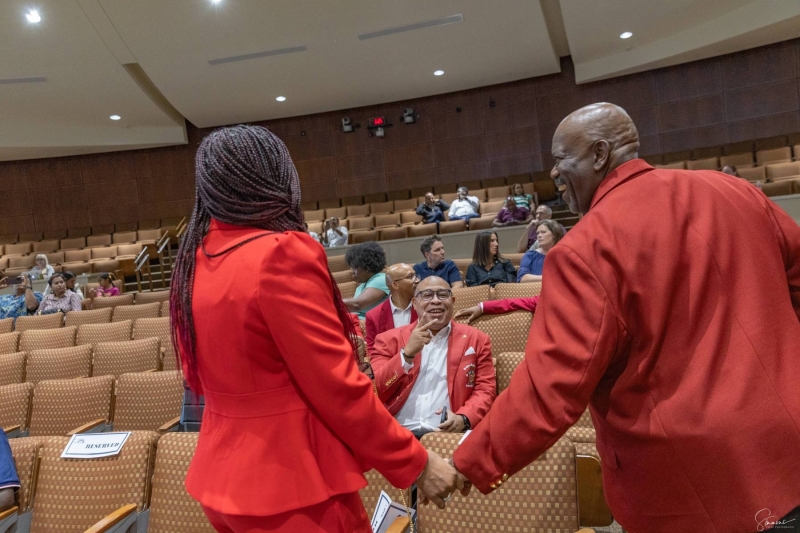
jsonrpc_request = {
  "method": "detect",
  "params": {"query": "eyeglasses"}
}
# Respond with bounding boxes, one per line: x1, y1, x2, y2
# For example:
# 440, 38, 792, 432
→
414, 289, 452, 301
393, 273, 418, 283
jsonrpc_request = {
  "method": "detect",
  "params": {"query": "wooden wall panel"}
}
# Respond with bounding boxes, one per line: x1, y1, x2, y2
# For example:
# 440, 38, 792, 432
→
1, 38, 800, 233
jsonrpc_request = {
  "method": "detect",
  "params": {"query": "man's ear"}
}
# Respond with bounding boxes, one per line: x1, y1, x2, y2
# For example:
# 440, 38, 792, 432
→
593, 140, 611, 171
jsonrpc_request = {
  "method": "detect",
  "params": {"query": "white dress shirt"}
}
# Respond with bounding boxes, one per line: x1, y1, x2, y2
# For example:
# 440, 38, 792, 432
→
325, 226, 349, 247
396, 323, 451, 432
448, 196, 480, 218
389, 298, 413, 328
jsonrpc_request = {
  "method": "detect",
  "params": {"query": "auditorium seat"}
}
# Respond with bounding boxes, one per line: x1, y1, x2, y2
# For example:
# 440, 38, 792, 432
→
467, 216, 494, 231
92, 258, 120, 273
44, 252, 65, 265
91, 293, 135, 310
494, 281, 542, 299
0, 352, 25, 386
486, 185, 510, 200
25, 345, 92, 384
113, 231, 138, 244
116, 243, 144, 258
348, 217, 374, 232
113, 302, 161, 322
6, 436, 42, 527
60, 261, 93, 275
452, 258, 471, 279
408, 224, 437, 237
0, 382, 33, 436
418, 433, 580, 532
504, 253, 524, 267
687, 157, 719, 170
133, 317, 177, 371
4, 243, 31, 255
16, 316, 65, 339
370, 201, 394, 214
327, 254, 349, 273
762, 180, 794, 197
86, 234, 112, 247
137, 229, 162, 242
91, 246, 118, 259
373, 213, 401, 228
27, 375, 114, 436
8, 255, 35, 269
64, 308, 113, 327
440, 192, 458, 203
135, 290, 171, 305
111, 371, 180, 429
307, 221, 323, 234
59, 236, 86, 250
346, 204, 371, 218
0, 319, 12, 335
31, 431, 157, 532
0, 332, 19, 354
64, 248, 92, 262
77, 320, 133, 347
400, 211, 421, 225
349, 230, 378, 244
19, 326, 76, 352
471, 188, 487, 201
332, 270, 353, 284
533, 179, 558, 202
304, 208, 325, 222
32, 239, 59, 253
325, 206, 347, 219
439, 219, 466, 234
738, 166, 766, 182
495, 352, 524, 393
765, 161, 800, 181
379, 227, 408, 241
470, 311, 531, 353
393, 198, 418, 212
451, 286, 491, 313
719, 152, 754, 169
481, 199, 505, 217
756, 146, 792, 166
566, 409, 597, 446
337, 281, 358, 299
161, 300, 170, 316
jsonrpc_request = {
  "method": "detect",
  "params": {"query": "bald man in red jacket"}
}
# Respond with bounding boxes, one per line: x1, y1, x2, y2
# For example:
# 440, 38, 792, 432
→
453, 103, 800, 533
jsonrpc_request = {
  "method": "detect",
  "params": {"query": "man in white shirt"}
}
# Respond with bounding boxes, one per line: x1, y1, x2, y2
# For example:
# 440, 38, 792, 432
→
447, 187, 481, 221
321, 216, 349, 247
371, 276, 496, 438
364, 263, 419, 351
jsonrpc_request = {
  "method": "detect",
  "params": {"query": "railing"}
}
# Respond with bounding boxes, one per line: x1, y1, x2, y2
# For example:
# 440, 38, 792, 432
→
134, 247, 154, 292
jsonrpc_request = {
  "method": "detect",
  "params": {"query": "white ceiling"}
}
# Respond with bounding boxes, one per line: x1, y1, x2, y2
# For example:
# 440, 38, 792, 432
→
2, 0, 799, 160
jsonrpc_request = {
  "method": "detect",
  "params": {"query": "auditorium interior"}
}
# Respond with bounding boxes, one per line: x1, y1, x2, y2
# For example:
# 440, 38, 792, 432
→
0, 1, 799, 532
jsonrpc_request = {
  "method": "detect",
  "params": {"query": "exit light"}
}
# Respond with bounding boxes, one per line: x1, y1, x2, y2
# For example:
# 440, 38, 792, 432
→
369, 117, 386, 127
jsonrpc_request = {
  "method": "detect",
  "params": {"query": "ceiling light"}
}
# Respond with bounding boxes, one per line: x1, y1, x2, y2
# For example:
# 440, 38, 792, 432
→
26, 10, 41, 23
619, 32, 633, 39
110, 115, 121, 121
211, 0, 222, 3
434, 70, 445, 76
275, 96, 286, 102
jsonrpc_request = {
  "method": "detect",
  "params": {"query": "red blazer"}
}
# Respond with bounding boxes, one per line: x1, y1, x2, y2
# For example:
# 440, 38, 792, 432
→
183, 220, 427, 517
371, 321, 495, 426
364, 298, 417, 352
482, 296, 538, 315
454, 159, 800, 533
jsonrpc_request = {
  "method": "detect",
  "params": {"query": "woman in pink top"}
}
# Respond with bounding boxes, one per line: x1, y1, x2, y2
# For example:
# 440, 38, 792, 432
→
90, 273, 120, 298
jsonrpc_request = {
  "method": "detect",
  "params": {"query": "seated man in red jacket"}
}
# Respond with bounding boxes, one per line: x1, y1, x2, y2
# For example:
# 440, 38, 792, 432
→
365, 263, 419, 352
454, 296, 539, 323
371, 276, 496, 438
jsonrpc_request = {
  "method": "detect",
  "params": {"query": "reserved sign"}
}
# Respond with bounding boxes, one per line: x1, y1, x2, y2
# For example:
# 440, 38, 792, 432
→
61, 432, 132, 459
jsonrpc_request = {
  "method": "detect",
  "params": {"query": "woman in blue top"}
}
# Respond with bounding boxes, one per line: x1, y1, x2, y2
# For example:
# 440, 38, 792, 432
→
343, 242, 390, 318
517, 219, 565, 283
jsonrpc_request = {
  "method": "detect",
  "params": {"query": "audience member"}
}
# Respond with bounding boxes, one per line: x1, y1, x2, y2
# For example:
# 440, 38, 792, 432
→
321, 217, 349, 247
343, 242, 390, 319
89, 273, 120, 298
371, 276, 496, 438
416, 193, 450, 225
492, 197, 531, 228
365, 263, 419, 352
721, 165, 739, 177
62, 271, 84, 299
465, 232, 516, 287
448, 187, 480, 221
516, 204, 554, 252
413, 235, 464, 288
455, 296, 539, 323
517, 219, 564, 283
35, 272, 82, 314
510, 183, 535, 210
0, 276, 42, 319
29, 254, 55, 280
304, 222, 321, 244
0, 431, 19, 513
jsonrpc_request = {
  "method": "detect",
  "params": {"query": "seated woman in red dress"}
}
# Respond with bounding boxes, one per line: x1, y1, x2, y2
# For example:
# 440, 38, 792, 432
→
170, 125, 463, 533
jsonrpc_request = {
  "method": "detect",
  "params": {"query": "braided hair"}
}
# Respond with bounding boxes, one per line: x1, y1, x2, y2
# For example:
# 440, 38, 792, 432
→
170, 125, 356, 387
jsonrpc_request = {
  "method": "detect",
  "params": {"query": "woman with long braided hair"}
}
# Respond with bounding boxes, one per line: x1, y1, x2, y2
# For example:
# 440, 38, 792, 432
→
171, 125, 461, 532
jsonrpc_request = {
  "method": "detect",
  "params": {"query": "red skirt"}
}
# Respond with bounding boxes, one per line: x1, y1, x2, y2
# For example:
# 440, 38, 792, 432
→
202, 492, 372, 533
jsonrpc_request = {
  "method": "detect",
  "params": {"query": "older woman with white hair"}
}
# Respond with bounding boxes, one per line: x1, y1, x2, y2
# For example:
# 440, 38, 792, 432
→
29, 254, 55, 280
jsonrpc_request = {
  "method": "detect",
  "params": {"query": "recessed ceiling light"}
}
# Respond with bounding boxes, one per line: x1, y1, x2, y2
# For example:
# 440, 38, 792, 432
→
620, 32, 633, 39
211, 0, 222, 3
434, 70, 445, 76
110, 115, 121, 121
276, 96, 286, 102
26, 10, 41, 23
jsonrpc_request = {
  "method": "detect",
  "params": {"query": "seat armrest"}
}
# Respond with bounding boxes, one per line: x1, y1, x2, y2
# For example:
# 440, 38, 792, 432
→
84, 504, 137, 533
157, 416, 180, 434
0, 506, 18, 533
67, 419, 107, 436
2, 426, 21, 438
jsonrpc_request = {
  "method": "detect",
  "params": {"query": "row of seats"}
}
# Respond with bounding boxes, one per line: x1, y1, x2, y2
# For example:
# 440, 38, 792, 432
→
0, 230, 163, 256
654, 143, 800, 171
656, 156, 800, 180
0, 218, 185, 245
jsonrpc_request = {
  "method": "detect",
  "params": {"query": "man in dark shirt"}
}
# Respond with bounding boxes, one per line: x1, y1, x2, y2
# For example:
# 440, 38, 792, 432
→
412, 235, 464, 288
492, 197, 531, 228
415, 193, 450, 225
0, 431, 19, 512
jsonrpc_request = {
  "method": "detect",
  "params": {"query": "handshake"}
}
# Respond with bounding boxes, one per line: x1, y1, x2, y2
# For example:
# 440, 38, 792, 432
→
415, 449, 472, 509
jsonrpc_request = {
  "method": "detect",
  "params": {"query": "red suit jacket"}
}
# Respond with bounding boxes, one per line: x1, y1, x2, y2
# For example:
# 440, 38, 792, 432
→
454, 159, 800, 533
371, 321, 495, 427
183, 220, 427, 517
364, 298, 418, 352
482, 296, 538, 315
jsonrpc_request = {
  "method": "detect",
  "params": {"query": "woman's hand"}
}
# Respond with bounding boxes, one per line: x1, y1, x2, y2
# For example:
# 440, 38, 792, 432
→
454, 305, 483, 324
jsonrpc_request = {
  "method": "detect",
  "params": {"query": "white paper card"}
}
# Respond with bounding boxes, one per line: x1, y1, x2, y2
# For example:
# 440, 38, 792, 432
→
458, 429, 472, 445
371, 490, 416, 533
61, 432, 131, 459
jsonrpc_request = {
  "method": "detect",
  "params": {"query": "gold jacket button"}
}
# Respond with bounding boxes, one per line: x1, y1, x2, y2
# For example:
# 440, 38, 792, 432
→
501, 474, 508, 482
489, 482, 497, 489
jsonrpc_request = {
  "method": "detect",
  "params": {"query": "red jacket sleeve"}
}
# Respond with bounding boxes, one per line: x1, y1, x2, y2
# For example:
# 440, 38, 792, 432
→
767, 201, 800, 322
258, 234, 427, 489
453, 244, 626, 493
481, 296, 539, 315
370, 328, 410, 403
455, 331, 496, 426
365, 306, 380, 352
